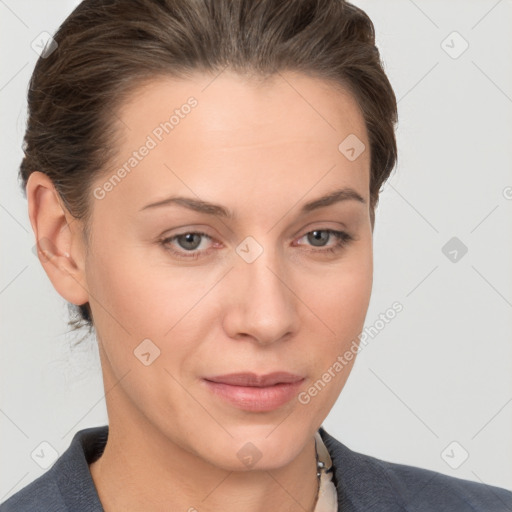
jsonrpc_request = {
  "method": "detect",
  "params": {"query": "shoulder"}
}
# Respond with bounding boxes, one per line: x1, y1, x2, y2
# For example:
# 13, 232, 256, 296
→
372, 451, 512, 511
0, 425, 108, 512
319, 427, 512, 512
0, 469, 64, 512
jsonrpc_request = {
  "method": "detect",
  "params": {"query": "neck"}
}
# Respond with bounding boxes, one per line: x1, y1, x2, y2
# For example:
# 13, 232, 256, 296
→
89, 375, 319, 512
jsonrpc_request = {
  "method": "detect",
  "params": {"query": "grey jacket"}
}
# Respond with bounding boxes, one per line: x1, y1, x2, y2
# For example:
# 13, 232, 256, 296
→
1, 425, 511, 511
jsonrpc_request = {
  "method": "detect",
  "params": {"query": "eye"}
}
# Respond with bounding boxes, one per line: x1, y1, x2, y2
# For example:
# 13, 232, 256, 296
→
295, 229, 354, 255
160, 228, 354, 260
160, 231, 215, 260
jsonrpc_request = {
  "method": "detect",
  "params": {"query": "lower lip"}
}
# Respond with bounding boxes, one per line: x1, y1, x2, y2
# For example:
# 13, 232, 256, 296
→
203, 379, 304, 412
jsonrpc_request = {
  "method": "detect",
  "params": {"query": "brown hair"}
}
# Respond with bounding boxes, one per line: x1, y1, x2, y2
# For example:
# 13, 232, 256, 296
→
19, 0, 398, 333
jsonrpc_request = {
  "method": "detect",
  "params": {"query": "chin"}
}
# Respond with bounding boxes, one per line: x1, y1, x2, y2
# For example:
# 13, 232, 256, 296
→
208, 425, 311, 471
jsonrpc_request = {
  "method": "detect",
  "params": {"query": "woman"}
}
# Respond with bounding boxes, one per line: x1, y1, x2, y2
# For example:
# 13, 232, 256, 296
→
1, 0, 511, 511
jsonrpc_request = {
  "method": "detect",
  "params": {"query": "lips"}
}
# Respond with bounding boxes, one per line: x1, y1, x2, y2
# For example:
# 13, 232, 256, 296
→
202, 372, 305, 412
204, 372, 304, 387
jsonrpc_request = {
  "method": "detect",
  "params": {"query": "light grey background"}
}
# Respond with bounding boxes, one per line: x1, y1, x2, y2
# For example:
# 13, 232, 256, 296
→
1, 0, 511, 502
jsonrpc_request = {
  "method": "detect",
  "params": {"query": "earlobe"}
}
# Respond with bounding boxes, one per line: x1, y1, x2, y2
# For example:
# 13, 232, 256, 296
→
27, 171, 90, 307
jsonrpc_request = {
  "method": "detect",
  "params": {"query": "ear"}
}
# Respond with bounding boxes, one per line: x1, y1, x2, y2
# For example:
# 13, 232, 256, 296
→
26, 171, 90, 306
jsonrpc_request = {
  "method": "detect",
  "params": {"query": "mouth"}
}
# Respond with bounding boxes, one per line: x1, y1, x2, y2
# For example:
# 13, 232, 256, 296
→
202, 372, 305, 412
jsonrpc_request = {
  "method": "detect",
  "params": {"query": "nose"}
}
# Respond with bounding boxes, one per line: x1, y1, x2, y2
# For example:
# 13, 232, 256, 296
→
222, 244, 300, 346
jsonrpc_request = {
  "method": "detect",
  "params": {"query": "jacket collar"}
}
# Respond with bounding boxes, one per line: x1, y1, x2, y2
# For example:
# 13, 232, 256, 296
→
319, 427, 406, 511
53, 425, 107, 511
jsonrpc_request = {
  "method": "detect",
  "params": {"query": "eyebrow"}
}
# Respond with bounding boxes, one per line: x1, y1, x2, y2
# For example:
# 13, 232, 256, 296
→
139, 187, 366, 219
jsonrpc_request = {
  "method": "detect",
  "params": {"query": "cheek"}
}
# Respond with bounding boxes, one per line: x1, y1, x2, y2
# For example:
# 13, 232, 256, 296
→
307, 271, 370, 377
301, 241, 372, 391
313, 240, 373, 332
85, 239, 190, 337
85, 241, 214, 378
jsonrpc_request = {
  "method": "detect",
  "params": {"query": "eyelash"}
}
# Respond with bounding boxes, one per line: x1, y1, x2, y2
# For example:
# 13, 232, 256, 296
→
160, 229, 354, 260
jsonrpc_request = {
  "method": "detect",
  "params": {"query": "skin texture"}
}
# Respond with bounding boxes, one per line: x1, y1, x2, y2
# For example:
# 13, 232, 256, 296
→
27, 70, 373, 512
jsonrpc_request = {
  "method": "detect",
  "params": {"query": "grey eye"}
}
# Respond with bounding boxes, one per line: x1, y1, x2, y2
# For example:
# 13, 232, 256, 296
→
176, 233, 203, 250
307, 230, 331, 247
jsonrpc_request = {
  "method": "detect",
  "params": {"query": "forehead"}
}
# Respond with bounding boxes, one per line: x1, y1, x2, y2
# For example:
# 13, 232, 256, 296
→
118, 70, 368, 147
94, 70, 370, 218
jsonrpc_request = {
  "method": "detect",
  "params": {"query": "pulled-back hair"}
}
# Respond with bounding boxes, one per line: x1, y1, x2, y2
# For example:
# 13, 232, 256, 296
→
19, 0, 398, 333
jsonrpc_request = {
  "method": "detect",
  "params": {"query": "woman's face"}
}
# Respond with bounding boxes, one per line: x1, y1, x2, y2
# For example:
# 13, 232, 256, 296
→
82, 70, 373, 470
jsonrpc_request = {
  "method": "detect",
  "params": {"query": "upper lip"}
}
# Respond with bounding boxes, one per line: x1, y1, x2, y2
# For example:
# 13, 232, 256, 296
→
204, 372, 304, 387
